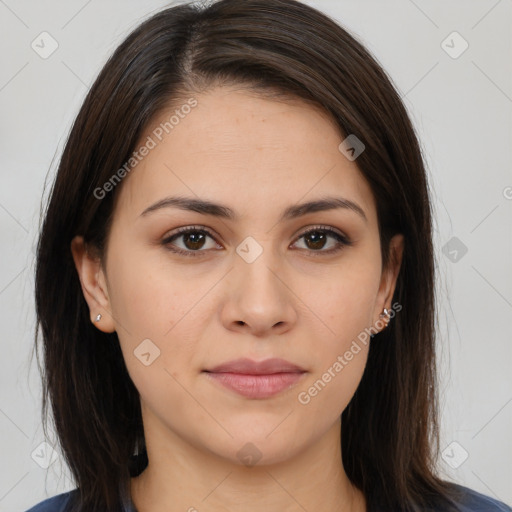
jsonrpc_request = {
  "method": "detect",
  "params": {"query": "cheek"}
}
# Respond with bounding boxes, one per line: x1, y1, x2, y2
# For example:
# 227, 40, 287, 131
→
106, 240, 196, 335
295, 253, 379, 412
310, 256, 381, 344
295, 284, 373, 426
307, 285, 372, 396
105, 244, 209, 384
298, 343, 369, 415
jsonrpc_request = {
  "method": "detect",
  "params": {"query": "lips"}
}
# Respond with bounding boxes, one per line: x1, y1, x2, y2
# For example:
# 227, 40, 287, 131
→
203, 357, 307, 399
205, 357, 306, 375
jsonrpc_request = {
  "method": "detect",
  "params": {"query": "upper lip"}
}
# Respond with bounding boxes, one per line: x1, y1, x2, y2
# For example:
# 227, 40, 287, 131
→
204, 357, 306, 375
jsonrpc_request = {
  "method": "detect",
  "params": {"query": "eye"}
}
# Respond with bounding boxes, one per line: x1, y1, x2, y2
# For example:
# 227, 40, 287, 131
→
161, 226, 221, 257
161, 224, 352, 258
291, 225, 352, 256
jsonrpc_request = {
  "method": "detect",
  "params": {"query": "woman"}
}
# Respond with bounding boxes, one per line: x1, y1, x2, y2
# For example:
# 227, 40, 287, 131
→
28, 0, 511, 511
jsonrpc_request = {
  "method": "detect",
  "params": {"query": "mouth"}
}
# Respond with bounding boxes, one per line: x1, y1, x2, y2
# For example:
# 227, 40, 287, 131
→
202, 357, 307, 399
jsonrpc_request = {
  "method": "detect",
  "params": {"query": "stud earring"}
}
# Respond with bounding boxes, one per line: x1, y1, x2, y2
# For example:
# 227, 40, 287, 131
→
379, 308, 391, 328
370, 308, 391, 339
94, 314, 102, 322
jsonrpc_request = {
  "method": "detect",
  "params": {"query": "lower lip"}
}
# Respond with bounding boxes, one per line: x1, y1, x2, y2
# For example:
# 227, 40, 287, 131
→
204, 371, 306, 399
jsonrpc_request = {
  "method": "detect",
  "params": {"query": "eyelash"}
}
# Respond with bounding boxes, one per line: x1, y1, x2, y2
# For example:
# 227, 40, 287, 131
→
161, 225, 352, 258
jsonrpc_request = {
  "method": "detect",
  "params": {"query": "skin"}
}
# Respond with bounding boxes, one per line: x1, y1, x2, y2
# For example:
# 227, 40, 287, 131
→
72, 85, 403, 512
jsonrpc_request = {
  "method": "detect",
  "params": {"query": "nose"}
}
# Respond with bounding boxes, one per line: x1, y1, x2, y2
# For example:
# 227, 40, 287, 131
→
220, 250, 298, 337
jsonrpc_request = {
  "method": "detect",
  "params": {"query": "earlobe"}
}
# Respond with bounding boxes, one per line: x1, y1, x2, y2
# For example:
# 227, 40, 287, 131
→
70, 236, 116, 333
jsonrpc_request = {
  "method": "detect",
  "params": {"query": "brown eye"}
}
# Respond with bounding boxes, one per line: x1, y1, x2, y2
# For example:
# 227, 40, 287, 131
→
179, 231, 207, 250
303, 230, 328, 250
292, 226, 352, 255
161, 225, 352, 258
162, 226, 221, 257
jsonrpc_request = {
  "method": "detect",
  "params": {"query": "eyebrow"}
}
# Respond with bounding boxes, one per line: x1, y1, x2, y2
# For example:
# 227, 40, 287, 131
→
139, 195, 367, 223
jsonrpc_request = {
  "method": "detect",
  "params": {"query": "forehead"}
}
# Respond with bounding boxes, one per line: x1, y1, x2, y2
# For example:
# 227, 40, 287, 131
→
115, 86, 377, 225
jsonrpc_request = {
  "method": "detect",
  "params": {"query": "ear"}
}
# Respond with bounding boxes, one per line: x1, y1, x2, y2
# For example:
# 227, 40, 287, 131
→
373, 233, 404, 332
70, 236, 116, 333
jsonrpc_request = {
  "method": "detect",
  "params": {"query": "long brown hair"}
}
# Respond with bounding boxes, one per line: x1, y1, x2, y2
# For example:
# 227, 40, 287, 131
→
34, 1, 464, 510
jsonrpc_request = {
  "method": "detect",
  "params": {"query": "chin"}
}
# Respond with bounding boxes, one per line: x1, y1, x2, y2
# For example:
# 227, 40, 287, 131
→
204, 430, 306, 469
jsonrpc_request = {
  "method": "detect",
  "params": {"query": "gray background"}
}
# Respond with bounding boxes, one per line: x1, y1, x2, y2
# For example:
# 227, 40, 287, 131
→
0, 0, 511, 510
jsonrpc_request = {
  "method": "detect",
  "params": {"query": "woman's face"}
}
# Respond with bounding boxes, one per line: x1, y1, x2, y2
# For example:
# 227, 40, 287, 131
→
74, 85, 403, 466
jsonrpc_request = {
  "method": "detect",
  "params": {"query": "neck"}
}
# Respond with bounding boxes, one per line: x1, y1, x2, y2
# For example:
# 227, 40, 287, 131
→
130, 417, 366, 512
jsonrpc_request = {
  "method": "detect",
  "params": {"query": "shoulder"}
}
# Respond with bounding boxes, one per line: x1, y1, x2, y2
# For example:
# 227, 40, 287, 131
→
24, 489, 77, 512
449, 483, 512, 512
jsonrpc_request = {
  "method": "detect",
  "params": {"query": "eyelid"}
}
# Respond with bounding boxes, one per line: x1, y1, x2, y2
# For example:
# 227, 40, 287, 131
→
291, 224, 349, 243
